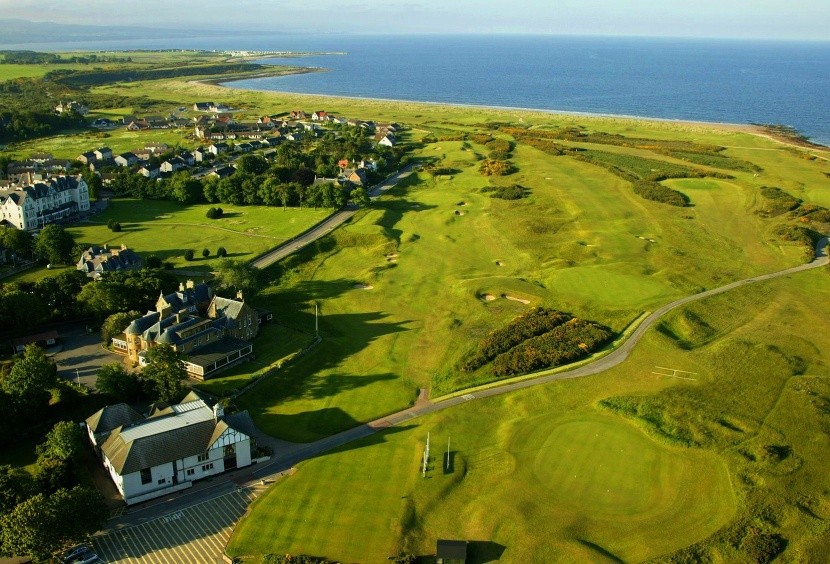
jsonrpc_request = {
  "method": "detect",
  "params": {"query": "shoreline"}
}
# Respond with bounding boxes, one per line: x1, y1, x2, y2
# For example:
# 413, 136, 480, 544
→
208, 72, 829, 150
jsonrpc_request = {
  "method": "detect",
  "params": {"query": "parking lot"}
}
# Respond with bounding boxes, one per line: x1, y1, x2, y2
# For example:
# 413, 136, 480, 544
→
92, 487, 258, 563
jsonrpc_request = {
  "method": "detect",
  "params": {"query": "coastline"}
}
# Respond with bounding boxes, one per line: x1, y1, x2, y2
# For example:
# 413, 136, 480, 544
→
209, 71, 830, 150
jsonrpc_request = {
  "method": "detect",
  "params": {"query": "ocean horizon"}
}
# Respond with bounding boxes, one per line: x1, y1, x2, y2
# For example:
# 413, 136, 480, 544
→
3, 34, 829, 145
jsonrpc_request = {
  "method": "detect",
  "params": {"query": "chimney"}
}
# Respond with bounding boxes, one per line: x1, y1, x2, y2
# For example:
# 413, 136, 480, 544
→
186, 280, 194, 289
213, 403, 224, 420
236, 290, 244, 301
179, 282, 185, 292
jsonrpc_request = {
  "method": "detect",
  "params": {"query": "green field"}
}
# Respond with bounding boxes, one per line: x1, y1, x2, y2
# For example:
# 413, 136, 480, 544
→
229, 270, 830, 562
66, 199, 331, 270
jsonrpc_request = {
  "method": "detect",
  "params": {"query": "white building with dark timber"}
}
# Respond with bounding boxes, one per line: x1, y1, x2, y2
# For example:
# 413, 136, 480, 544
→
85, 391, 254, 505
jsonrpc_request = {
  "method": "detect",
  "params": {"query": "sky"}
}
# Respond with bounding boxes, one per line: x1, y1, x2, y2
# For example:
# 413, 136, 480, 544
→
1, 0, 828, 41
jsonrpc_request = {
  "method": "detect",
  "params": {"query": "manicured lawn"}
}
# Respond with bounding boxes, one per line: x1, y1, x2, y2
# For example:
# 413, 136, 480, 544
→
231, 270, 830, 562
66, 198, 331, 270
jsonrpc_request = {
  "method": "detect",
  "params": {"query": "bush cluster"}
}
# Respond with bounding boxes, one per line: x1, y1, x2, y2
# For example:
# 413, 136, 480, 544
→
205, 206, 224, 219
491, 318, 614, 376
106, 218, 122, 232
479, 158, 515, 176
489, 184, 527, 200
759, 186, 801, 217
462, 308, 571, 371
633, 180, 689, 207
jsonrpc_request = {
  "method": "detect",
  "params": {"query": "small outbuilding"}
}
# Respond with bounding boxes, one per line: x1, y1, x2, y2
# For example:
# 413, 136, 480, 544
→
436, 539, 467, 564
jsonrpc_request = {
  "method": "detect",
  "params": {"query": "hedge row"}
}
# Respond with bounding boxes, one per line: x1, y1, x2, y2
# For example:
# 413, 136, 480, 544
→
491, 318, 614, 377
462, 308, 571, 372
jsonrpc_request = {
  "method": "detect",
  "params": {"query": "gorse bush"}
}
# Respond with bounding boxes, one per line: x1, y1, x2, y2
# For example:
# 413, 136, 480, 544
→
491, 318, 614, 376
463, 308, 572, 371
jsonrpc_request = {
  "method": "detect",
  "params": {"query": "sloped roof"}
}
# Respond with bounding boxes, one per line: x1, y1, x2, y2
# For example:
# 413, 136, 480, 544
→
86, 403, 144, 437
125, 311, 160, 335
210, 296, 245, 321
101, 399, 217, 474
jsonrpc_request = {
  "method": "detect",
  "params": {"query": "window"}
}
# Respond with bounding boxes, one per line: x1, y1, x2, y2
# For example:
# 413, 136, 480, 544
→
140, 468, 152, 485
224, 444, 236, 457
201, 463, 214, 472
157, 478, 166, 485
197, 452, 210, 462
186, 468, 195, 476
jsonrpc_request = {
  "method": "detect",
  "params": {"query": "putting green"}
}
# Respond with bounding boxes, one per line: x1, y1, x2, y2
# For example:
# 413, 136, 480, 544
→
548, 266, 672, 308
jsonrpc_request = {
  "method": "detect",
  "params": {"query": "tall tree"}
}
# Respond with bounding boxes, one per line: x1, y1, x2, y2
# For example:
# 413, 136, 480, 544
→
0, 486, 108, 563
0, 465, 34, 514
0, 226, 34, 261
1, 344, 57, 416
96, 363, 143, 402
33, 224, 75, 264
351, 186, 371, 208
142, 345, 186, 403
214, 259, 260, 297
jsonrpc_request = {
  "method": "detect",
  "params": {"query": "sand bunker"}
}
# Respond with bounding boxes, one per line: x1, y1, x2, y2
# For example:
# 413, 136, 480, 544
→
495, 260, 504, 267
504, 295, 531, 304
354, 284, 374, 290
481, 294, 497, 302
454, 210, 465, 216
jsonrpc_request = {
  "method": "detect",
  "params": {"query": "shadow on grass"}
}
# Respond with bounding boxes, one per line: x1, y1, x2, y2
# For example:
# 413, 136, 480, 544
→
374, 197, 437, 246
468, 541, 507, 563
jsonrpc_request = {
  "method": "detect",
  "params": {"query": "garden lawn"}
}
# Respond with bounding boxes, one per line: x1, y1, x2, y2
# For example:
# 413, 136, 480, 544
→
66, 198, 331, 270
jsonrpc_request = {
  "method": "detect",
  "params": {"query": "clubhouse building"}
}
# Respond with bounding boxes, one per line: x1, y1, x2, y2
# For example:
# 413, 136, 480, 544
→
85, 391, 255, 505
0, 175, 90, 230
112, 281, 268, 380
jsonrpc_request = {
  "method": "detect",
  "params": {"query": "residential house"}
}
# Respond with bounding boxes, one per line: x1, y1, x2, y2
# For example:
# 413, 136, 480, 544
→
138, 166, 160, 179
311, 111, 328, 121
377, 134, 396, 147
193, 148, 211, 163
289, 110, 307, 120
77, 244, 144, 279
236, 142, 253, 153
85, 392, 254, 505
160, 156, 187, 173
29, 153, 53, 163
193, 102, 215, 111
55, 100, 88, 115
0, 175, 90, 230
340, 168, 368, 186
145, 143, 170, 154
125, 120, 149, 131
114, 152, 138, 167
179, 151, 196, 166
208, 143, 229, 156
209, 165, 235, 180
76, 152, 97, 165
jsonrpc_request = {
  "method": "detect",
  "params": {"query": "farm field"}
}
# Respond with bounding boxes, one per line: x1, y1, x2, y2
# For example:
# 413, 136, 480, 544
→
65, 198, 331, 271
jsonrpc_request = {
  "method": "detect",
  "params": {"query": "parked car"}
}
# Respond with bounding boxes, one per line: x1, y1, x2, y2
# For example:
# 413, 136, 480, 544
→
64, 546, 100, 563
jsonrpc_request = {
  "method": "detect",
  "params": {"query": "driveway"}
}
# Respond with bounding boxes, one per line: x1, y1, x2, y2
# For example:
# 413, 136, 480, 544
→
52, 324, 121, 389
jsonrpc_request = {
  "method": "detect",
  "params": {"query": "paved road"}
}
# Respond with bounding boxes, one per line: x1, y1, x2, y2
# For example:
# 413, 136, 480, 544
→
250, 165, 416, 269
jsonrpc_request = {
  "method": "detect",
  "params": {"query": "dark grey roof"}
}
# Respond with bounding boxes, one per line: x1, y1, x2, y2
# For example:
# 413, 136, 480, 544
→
222, 410, 258, 439
102, 418, 217, 474
86, 403, 144, 438
436, 540, 468, 560
185, 337, 251, 368
125, 311, 160, 335
210, 296, 245, 321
